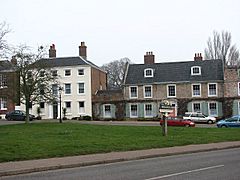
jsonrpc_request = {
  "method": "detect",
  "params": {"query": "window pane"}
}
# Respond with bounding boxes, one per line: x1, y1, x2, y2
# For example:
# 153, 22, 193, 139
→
104, 105, 111, 117
145, 86, 152, 97
52, 84, 58, 95
209, 103, 217, 116
168, 85, 176, 97
145, 104, 152, 116
130, 87, 137, 98
193, 84, 200, 96
65, 70, 71, 76
79, 101, 85, 113
193, 103, 201, 112
130, 105, 138, 117
209, 84, 217, 96
65, 84, 71, 94
78, 69, 84, 75
78, 83, 85, 94
65, 102, 71, 108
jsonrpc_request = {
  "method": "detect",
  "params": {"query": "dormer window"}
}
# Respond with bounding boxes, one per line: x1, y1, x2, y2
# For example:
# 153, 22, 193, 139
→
144, 68, 154, 77
191, 66, 201, 75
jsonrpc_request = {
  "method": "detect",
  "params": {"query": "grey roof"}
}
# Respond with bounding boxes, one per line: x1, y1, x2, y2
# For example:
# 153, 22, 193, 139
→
34, 56, 105, 72
124, 59, 224, 85
0, 60, 15, 72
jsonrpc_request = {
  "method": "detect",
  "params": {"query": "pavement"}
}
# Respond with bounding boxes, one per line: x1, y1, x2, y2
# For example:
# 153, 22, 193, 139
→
1, 141, 240, 177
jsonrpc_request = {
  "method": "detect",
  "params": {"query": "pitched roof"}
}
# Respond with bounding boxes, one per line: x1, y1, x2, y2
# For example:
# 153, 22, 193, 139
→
0, 60, 15, 72
34, 56, 105, 72
124, 59, 224, 85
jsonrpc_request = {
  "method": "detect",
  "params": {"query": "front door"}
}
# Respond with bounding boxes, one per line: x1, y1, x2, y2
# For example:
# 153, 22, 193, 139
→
53, 102, 58, 119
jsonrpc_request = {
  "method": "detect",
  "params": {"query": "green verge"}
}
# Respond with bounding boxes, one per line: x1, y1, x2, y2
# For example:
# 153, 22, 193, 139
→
0, 123, 240, 162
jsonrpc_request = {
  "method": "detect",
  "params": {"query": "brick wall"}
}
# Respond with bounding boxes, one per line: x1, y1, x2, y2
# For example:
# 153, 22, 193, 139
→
91, 67, 107, 95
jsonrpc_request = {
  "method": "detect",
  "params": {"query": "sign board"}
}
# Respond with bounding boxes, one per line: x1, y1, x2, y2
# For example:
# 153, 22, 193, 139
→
159, 109, 173, 113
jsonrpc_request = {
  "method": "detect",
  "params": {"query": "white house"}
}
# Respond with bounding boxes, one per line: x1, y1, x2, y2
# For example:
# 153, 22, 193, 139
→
20, 42, 107, 119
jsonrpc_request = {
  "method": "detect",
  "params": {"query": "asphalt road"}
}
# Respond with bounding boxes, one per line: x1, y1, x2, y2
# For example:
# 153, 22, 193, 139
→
2, 148, 240, 180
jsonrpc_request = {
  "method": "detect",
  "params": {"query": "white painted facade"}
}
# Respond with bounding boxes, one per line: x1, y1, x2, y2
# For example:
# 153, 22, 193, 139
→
20, 64, 93, 119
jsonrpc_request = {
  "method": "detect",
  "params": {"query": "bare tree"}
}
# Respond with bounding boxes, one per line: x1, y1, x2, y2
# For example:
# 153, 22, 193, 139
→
0, 22, 10, 58
14, 45, 58, 123
102, 57, 131, 89
204, 30, 240, 66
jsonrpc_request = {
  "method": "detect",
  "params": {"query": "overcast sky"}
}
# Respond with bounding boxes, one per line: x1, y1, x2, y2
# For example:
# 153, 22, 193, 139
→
1, 0, 239, 66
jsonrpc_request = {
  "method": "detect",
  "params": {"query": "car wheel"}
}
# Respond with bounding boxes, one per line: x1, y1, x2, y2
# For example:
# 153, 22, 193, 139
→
221, 125, 227, 128
207, 120, 213, 124
185, 124, 190, 127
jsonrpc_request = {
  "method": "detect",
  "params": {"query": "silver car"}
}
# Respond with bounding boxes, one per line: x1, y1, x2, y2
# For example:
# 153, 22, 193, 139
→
183, 112, 216, 124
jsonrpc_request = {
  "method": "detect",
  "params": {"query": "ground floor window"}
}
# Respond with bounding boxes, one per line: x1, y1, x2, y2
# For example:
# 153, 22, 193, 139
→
208, 102, 217, 116
130, 104, 138, 118
79, 101, 85, 114
0, 97, 7, 110
193, 102, 201, 112
145, 104, 153, 117
103, 104, 111, 118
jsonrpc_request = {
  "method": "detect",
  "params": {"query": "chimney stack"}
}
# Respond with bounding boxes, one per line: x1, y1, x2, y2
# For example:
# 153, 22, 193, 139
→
11, 56, 17, 65
49, 44, 56, 58
144, 52, 155, 64
79, 42, 87, 59
194, 53, 203, 61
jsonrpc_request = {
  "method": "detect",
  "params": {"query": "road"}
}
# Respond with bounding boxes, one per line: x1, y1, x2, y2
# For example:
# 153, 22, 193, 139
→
2, 148, 240, 180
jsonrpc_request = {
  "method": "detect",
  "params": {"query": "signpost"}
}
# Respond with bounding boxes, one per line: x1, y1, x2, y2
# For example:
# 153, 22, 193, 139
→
159, 100, 173, 136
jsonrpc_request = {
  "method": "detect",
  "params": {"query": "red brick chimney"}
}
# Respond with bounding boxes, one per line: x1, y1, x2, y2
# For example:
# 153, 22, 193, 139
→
11, 56, 17, 65
144, 52, 155, 64
49, 44, 56, 58
194, 53, 203, 61
79, 42, 87, 59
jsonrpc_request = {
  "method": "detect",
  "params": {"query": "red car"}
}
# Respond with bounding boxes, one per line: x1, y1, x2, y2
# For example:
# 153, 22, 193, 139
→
160, 117, 195, 127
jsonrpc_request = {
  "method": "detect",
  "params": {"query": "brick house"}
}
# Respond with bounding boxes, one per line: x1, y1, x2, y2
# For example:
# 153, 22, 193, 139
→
93, 52, 229, 120
0, 60, 19, 118
19, 42, 107, 119
223, 67, 240, 117
123, 52, 225, 119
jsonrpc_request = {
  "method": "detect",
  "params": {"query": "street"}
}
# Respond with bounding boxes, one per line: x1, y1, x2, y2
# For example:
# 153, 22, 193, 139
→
2, 148, 240, 180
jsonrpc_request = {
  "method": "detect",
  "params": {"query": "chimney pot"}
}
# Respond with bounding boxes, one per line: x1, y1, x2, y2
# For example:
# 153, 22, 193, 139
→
49, 44, 56, 58
194, 52, 203, 61
144, 51, 155, 64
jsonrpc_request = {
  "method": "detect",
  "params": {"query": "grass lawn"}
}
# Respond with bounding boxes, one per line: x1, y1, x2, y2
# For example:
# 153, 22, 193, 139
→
0, 123, 240, 162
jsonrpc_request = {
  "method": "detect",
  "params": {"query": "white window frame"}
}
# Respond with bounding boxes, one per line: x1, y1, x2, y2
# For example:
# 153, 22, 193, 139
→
192, 102, 201, 113
238, 82, 240, 96
78, 69, 85, 76
144, 103, 153, 118
130, 104, 138, 118
64, 83, 71, 95
208, 102, 218, 117
129, 86, 138, 99
64, 69, 71, 77
144, 85, 152, 98
144, 68, 154, 77
238, 101, 240, 115
51, 70, 58, 77
78, 82, 85, 95
208, 83, 217, 97
79, 101, 85, 114
0, 74, 7, 88
103, 104, 111, 118
167, 84, 176, 98
192, 83, 201, 97
191, 66, 201, 75
0, 97, 7, 110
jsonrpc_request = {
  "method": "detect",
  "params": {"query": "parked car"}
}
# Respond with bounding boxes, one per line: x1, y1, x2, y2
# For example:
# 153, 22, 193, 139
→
160, 117, 195, 127
217, 115, 240, 128
183, 112, 216, 124
5, 110, 35, 121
